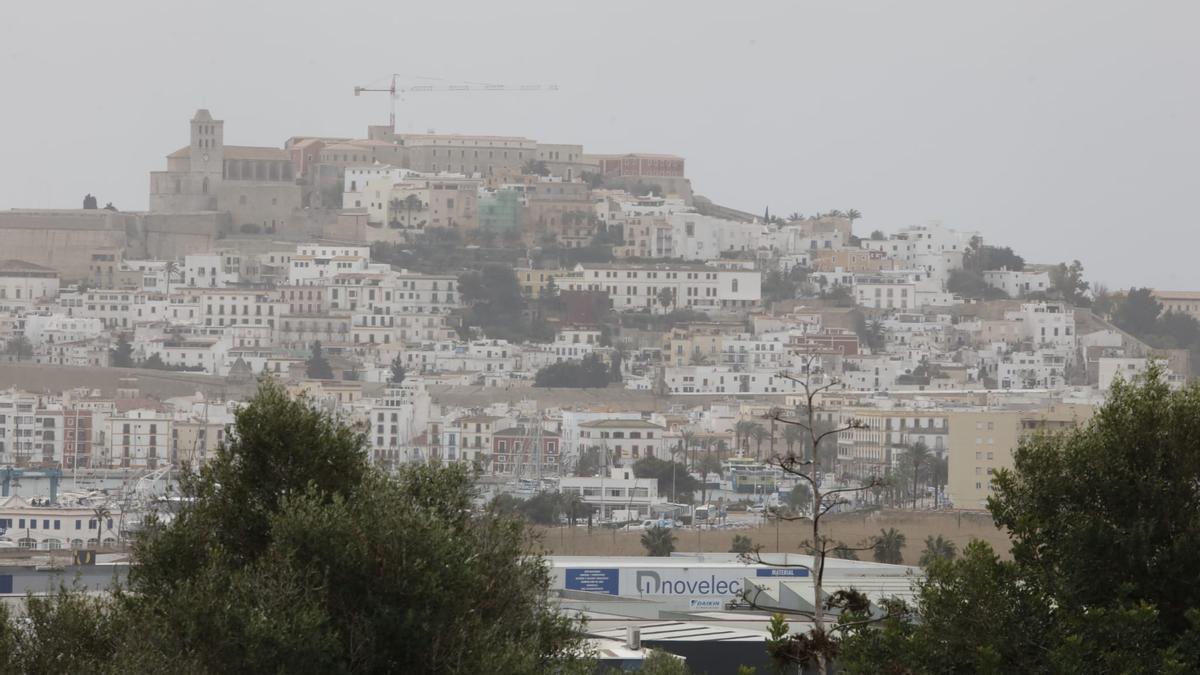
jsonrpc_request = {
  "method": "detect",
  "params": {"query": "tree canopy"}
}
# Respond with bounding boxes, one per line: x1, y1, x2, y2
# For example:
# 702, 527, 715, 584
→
633, 456, 700, 503
534, 354, 612, 388
0, 380, 588, 673
841, 368, 1200, 671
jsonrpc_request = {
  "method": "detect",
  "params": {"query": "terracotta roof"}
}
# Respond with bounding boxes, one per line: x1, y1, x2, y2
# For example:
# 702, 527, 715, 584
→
167, 145, 289, 161
0, 259, 57, 273
579, 419, 663, 429
493, 427, 561, 438
224, 145, 289, 161
1152, 290, 1200, 301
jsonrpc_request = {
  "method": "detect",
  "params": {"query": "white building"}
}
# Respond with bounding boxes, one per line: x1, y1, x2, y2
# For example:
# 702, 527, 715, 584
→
560, 263, 760, 314
1098, 357, 1184, 391
0, 260, 60, 307
668, 213, 764, 261
182, 252, 240, 288
362, 378, 432, 468
105, 408, 172, 469
661, 366, 808, 395
577, 418, 667, 465
0, 497, 120, 549
558, 466, 662, 520
983, 268, 1050, 298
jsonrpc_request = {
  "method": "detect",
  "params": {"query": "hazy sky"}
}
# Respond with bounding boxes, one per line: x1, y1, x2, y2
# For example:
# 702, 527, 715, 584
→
1, 1, 1196, 289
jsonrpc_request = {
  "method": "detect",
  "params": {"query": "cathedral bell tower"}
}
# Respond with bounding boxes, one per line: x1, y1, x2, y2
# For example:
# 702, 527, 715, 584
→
189, 109, 224, 205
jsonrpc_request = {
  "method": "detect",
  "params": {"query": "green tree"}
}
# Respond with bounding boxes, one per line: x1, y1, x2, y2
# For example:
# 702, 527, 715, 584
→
869, 230, 885, 241
749, 423, 769, 461
904, 441, 932, 510
305, 341, 334, 380
534, 354, 611, 388
842, 368, 1200, 671
110, 333, 134, 368
918, 534, 957, 567
631, 649, 691, 674
845, 208, 862, 230
521, 159, 550, 176
5, 335, 32, 361
518, 491, 563, 525
786, 483, 812, 514
389, 355, 407, 384
872, 527, 907, 564
1114, 287, 1163, 335
633, 456, 700, 503
730, 534, 755, 554
576, 446, 602, 476
696, 452, 723, 506
119, 380, 587, 673
781, 425, 803, 457
92, 504, 111, 547
830, 541, 859, 560
459, 264, 533, 341
1049, 259, 1089, 305
657, 287, 675, 312
641, 525, 677, 556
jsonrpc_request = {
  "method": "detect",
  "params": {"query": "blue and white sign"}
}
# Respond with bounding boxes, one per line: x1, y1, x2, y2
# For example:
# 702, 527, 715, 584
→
756, 567, 810, 578
688, 598, 723, 609
565, 568, 619, 595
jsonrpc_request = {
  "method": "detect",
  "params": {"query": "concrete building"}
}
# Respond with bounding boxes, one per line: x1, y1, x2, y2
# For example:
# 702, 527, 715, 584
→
983, 268, 1051, 298
400, 133, 537, 177
0, 260, 60, 306
560, 263, 761, 315
577, 419, 667, 464
105, 408, 172, 469
558, 466, 662, 520
946, 403, 1094, 509
149, 109, 301, 231
1151, 290, 1200, 322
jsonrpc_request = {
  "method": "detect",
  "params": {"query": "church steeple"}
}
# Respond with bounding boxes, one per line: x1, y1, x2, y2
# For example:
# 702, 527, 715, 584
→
189, 109, 224, 179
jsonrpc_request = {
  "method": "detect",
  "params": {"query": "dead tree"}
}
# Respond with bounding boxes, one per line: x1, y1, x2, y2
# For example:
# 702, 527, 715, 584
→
739, 356, 888, 673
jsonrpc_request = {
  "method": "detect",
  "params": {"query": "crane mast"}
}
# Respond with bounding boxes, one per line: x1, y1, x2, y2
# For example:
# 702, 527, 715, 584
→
353, 74, 558, 131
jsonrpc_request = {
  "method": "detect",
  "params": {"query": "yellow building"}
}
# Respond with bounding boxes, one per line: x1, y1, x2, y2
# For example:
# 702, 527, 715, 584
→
946, 402, 1094, 509
1151, 290, 1200, 322
663, 322, 742, 366
171, 418, 228, 466
514, 268, 568, 299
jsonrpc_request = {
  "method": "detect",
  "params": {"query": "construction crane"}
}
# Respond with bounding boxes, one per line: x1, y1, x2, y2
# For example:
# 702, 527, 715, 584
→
353, 75, 559, 132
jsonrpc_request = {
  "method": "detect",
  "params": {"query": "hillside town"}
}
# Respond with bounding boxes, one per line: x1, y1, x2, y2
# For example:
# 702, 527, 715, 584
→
1, 107, 1196, 550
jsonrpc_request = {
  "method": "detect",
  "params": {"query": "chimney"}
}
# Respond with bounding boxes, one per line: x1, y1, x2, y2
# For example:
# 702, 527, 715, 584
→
626, 626, 641, 650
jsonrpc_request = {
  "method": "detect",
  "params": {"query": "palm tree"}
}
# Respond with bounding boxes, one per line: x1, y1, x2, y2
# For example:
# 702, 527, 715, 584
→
680, 430, 696, 470
825, 209, 845, 218
93, 504, 112, 549
929, 455, 949, 507
846, 209, 862, 229
906, 442, 933, 509
873, 527, 907, 564
403, 194, 423, 227
641, 525, 676, 556
164, 260, 178, 296
388, 197, 403, 227
734, 420, 755, 453
782, 425, 803, 458
831, 541, 859, 560
749, 424, 769, 461
714, 439, 730, 460
919, 534, 958, 567
697, 452, 723, 506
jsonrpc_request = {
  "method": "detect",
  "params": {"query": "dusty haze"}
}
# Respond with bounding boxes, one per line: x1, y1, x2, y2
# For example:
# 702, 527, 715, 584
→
1, 0, 1196, 289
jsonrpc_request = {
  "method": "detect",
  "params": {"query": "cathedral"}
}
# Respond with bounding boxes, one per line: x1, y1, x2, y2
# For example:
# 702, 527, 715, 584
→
149, 109, 301, 231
